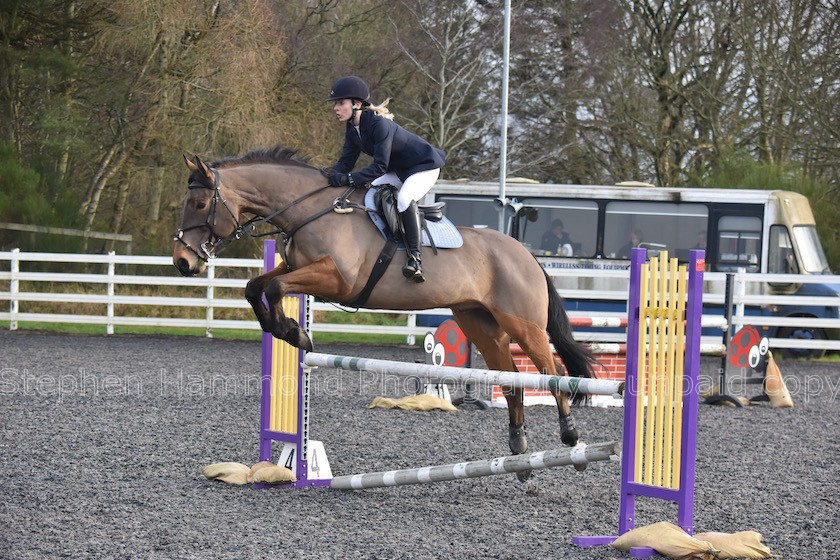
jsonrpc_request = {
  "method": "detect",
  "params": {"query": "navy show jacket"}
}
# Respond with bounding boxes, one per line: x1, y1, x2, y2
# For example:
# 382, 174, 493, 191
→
332, 110, 445, 185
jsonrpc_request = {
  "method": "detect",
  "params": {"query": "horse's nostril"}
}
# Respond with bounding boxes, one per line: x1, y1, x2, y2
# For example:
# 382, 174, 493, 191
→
177, 258, 190, 274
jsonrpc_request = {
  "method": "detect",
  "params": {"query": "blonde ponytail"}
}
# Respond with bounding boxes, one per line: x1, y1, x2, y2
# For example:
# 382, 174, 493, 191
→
368, 98, 395, 120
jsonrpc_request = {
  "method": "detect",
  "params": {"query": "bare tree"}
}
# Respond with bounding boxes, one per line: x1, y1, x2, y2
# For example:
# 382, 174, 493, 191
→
503, 0, 629, 184
79, 0, 288, 245
738, 0, 839, 184
386, 0, 500, 178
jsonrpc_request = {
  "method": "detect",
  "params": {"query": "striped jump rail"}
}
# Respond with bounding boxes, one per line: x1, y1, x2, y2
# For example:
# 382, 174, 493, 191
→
302, 353, 625, 397
569, 316, 727, 334
331, 441, 620, 490
569, 317, 627, 328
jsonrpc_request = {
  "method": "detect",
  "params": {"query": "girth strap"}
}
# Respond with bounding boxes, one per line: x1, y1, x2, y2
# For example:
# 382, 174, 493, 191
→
346, 239, 399, 308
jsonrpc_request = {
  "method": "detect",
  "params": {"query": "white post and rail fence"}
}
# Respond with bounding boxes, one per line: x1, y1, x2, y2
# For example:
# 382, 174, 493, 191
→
1, 249, 839, 355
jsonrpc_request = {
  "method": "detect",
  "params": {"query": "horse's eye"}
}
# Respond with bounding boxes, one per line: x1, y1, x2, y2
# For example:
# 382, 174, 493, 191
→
196, 201, 207, 210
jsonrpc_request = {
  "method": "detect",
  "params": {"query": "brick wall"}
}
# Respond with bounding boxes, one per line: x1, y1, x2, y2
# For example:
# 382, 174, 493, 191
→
509, 344, 626, 380
492, 344, 627, 405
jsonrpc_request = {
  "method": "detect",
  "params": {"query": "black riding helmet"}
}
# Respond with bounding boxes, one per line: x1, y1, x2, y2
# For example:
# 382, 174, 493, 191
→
325, 76, 371, 106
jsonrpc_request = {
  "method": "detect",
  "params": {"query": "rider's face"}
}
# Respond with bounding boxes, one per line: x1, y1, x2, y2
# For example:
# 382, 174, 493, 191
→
333, 99, 357, 123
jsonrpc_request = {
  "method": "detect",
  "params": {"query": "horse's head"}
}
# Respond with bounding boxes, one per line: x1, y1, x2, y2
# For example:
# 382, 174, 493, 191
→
173, 155, 241, 276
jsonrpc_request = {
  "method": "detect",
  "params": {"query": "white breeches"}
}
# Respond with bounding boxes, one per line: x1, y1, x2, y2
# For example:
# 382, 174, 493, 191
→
371, 168, 441, 212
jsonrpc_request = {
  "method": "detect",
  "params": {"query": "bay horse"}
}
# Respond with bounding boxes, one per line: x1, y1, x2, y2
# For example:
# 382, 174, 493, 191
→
173, 146, 597, 472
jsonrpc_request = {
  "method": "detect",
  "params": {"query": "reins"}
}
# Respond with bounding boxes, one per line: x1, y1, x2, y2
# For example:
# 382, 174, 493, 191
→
174, 166, 358, 262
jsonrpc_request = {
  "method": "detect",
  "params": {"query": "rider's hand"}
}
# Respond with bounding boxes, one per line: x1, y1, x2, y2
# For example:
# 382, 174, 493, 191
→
328, 173, 350, 188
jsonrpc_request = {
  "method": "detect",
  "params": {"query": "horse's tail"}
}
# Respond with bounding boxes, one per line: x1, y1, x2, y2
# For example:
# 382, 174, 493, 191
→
543, 269, 598, 402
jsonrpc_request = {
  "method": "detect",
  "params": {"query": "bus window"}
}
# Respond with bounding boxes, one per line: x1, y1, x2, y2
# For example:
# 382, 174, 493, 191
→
520, 199, 598, 257
769, 225, 798, 274
716, 216, 761, 272
604, 201, 708, 260
438, 196, 497, 229
793, 225, 830, 273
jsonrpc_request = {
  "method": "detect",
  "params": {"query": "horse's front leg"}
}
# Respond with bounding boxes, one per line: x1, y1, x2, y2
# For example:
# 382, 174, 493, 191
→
263, 255, 354, 351
245, 261, 290, 334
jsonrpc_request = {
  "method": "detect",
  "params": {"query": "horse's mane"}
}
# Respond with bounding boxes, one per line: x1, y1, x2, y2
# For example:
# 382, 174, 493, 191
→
212, 145, 315, 170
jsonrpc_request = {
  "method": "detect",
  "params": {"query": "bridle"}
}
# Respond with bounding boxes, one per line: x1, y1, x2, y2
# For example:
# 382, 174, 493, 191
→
173, 167, 242, 262
174, 166, 356, 263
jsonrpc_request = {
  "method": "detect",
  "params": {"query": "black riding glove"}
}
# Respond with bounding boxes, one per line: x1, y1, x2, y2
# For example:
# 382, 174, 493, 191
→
328, 173, 351, 188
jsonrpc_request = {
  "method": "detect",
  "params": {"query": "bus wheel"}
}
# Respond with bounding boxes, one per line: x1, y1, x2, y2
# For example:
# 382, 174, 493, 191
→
776, 326, 826, 359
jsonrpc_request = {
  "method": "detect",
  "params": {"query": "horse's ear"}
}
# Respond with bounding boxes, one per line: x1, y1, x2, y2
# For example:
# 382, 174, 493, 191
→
194, 155, 213, 178
184, 154, 198, 172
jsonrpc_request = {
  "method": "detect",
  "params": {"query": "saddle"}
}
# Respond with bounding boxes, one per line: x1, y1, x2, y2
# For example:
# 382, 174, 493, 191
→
344, 185, 446, 308
373, 185, 445, 252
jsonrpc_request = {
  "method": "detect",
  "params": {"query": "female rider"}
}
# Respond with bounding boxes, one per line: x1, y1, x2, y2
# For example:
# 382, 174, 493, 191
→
325, 75, 445, 283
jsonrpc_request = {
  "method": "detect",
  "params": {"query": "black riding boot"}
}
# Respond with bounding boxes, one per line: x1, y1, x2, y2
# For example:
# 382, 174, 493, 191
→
399, 201, 424, 283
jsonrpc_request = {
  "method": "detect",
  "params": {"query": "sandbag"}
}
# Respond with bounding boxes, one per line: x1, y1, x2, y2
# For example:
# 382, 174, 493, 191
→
369, 393, 457, 412
699, 385, 750, 407
694, 531, 772, 559
202, 461, 297, 486
699, 384, 720, 400
201, 462, 251, 485
611, 522, 718, 560
248, 462, 296, 485
247, 461, 279, 482
763, 353, 793, 408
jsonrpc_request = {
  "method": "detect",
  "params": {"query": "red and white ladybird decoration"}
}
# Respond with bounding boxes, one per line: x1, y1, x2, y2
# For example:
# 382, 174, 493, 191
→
728, 325, 769, 372
424, 319, 469, 367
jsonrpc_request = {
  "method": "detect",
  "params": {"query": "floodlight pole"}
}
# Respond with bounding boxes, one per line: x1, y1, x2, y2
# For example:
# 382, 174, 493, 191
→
497, 0, 511, 233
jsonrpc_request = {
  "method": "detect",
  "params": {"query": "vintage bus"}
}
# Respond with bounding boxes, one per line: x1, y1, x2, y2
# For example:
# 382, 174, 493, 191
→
425, 179, 840, 354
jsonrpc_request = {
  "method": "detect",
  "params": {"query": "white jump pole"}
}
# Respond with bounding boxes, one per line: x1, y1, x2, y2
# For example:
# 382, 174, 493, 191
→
303, 353, 624, 398
331, 441, 620, 490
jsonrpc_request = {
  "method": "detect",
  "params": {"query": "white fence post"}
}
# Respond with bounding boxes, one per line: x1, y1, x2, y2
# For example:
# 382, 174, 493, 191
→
10, 248, 19, 330
406, 312, 416, 345
107, 251, 115, 334
734, 268, 746, 332
206, 259, 215, 338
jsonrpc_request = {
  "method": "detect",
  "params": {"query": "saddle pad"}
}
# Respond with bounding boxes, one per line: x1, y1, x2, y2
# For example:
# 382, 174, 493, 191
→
364, 188, 463, 249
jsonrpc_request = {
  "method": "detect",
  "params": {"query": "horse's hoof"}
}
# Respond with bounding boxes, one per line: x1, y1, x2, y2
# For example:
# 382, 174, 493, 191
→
559, 416, 578, 447
509, 423, 528, 455
294, 328, 314, 352
516, 469, 533, 482
275, 326, 314, 352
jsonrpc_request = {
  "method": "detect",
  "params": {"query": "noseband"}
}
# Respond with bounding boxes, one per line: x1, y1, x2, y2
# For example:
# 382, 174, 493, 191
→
174, 167, 345, 263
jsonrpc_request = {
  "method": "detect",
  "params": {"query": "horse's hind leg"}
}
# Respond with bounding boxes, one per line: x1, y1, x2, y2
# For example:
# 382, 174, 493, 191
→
519, 333, 579, 447
496, 316, 580, 448
451, 309, 529, 464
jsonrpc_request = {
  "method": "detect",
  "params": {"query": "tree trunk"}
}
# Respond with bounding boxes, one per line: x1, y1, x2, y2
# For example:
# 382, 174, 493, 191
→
107, 181, 130, 253
146, 163, 166, 239
82, 143, 120, 216
83, 148, 128, 232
